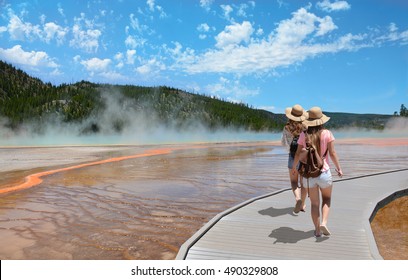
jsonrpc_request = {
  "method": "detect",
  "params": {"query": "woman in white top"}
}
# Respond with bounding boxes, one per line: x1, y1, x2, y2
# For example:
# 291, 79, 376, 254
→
281, 104, 308, 214
293, 107, 343, 237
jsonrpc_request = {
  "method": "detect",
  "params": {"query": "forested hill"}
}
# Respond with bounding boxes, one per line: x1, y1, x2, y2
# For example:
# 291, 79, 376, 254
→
0, 60, 285, 134
0, 60, 395, 135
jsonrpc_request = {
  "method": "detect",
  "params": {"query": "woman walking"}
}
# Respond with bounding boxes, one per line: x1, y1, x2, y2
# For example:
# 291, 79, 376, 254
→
293, 107, 343, 237
281, 104, 308, 214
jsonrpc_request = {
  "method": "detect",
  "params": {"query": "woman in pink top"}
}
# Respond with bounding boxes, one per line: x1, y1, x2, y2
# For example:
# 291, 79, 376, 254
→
293, 107, 343, 237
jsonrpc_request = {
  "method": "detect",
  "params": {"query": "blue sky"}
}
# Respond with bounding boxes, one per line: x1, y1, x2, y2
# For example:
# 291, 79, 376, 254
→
0, 0, 407, 115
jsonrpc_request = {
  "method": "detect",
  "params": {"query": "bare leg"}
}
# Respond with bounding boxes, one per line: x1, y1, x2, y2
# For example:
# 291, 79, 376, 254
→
320, 185, 333, 227
289, 169, 303, 213
289, 169, 301, 201
308, 185, 320, 235
298, 175, 307, 210
300, 185, 307, 211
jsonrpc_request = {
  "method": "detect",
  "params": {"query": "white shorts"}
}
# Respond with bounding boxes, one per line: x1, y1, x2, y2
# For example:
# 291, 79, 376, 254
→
304, 169, 333, 189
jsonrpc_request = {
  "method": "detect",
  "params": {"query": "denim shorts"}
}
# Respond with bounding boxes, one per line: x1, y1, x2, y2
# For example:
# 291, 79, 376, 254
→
306, 169, 333, 189
287, 154, 294, 169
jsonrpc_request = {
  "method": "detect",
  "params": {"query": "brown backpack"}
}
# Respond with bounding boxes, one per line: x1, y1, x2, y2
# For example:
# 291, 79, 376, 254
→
298, 145, 327, 179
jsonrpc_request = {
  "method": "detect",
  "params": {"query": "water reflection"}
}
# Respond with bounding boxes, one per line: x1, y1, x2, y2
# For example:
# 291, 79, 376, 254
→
0, 144, 287, 259
0, 141, 407, 259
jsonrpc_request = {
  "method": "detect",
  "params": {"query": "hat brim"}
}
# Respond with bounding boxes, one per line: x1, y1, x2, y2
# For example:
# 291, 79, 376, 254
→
285, 107, 308, 122
303, 115, 330, 127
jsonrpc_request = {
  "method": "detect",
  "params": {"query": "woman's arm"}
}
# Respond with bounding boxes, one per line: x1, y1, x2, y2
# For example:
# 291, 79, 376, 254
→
292, 144, 304, 175
328, 141, 343, 177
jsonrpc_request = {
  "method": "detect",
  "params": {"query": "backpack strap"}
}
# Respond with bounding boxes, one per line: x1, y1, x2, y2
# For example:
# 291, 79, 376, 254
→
306, 148, 328, 198
322, 148, 328, 159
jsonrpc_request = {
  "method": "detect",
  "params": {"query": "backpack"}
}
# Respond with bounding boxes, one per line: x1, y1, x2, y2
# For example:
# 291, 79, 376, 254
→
289, 136, 299, 158
298, 145, 328, 179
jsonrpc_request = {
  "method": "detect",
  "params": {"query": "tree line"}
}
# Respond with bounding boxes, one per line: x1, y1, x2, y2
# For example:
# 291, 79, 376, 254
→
1, 60, 402, 135
394, 104, 408, 117
0, 60, 284, 134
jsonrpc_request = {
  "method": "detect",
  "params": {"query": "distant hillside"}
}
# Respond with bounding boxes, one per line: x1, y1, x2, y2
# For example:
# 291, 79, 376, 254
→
323, 112, 393, 130
0, 60, 285, 134
0, 60, 395, 135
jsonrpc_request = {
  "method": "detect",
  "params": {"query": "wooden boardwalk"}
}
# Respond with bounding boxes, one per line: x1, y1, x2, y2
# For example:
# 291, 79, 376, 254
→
177, 169, 408, 260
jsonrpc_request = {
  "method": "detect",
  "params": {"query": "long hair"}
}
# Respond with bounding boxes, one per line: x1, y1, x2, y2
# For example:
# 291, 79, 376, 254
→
285, 119, 304, 137
306, 125, 324, 155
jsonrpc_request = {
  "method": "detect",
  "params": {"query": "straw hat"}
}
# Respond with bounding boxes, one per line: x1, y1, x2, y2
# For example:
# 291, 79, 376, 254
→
303, 107, 330, 127
285, 104, 308, 121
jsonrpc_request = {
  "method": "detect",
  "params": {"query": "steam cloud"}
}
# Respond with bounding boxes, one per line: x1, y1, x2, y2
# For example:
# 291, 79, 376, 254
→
1, 88, 407, 146
384, 116, 408, 131
0, 89, 279, 146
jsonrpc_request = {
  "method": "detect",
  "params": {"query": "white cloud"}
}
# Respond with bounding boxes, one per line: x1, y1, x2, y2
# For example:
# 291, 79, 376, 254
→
0, 45, 58, 68
389, 23, 398, 33
99, 71, 127, 81
317, 0, 351, 12
398, 30, 408, 44
125, 34, 147, 49
128, 13, 152, 35
155, 5, 167, 19
73, 55, 81, 63
145, 0, 167, 18
8, 14, 42, 41
197, 23, 211, 40
129, 14, 142, 32
6, 12, 68, 44
116, 62, 124, 69
172, 8, 364, 75
205, 77, 259, 102
50, 68, 63, 76
44, 22, 68, 44
147, 0, 155, 11
200, 0, 214, 12
40, 14, 46, 25
114, 52, 123, 61
0, 26, 7, 33
69, 14, 102, 53
57, 3, 65, 17
136, 64, 150, 75
70, 24, 101, 53
80, 57, 111, 72
377, 23, 408, 45
277, 0, 286, 8
274, 8, 337, 44
236, 3, 254, 18
136, 58, 166, 75
197, 23, 210, 33
125, 35, 137, 48
316, 16, 338, 36
221, 5, 233, 22
215, 21, 254, 49
126, 49, 137, 64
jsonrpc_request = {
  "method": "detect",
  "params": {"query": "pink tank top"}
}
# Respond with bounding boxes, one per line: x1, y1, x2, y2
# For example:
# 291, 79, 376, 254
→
298, 129, 335, 171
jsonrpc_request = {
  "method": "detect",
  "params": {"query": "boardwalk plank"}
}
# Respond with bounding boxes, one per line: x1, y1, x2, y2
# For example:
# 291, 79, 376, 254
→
177, 169, 408, 260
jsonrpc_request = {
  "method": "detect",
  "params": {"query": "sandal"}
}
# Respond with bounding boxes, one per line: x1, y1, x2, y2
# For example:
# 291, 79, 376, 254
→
293, 200, 302, 214
320, 225, 331, 236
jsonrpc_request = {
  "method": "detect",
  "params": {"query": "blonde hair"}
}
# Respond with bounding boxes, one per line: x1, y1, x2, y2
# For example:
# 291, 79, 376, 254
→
285, 119, 304, 137
306, 125, 324, 156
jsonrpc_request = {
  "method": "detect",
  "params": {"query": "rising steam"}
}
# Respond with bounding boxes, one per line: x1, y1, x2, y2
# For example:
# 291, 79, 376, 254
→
0, 88, 280, 146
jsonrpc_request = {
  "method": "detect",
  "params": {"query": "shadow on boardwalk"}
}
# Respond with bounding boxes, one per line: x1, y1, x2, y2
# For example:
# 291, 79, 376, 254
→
178, 169, 408, 260
258, 206, 296, 218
